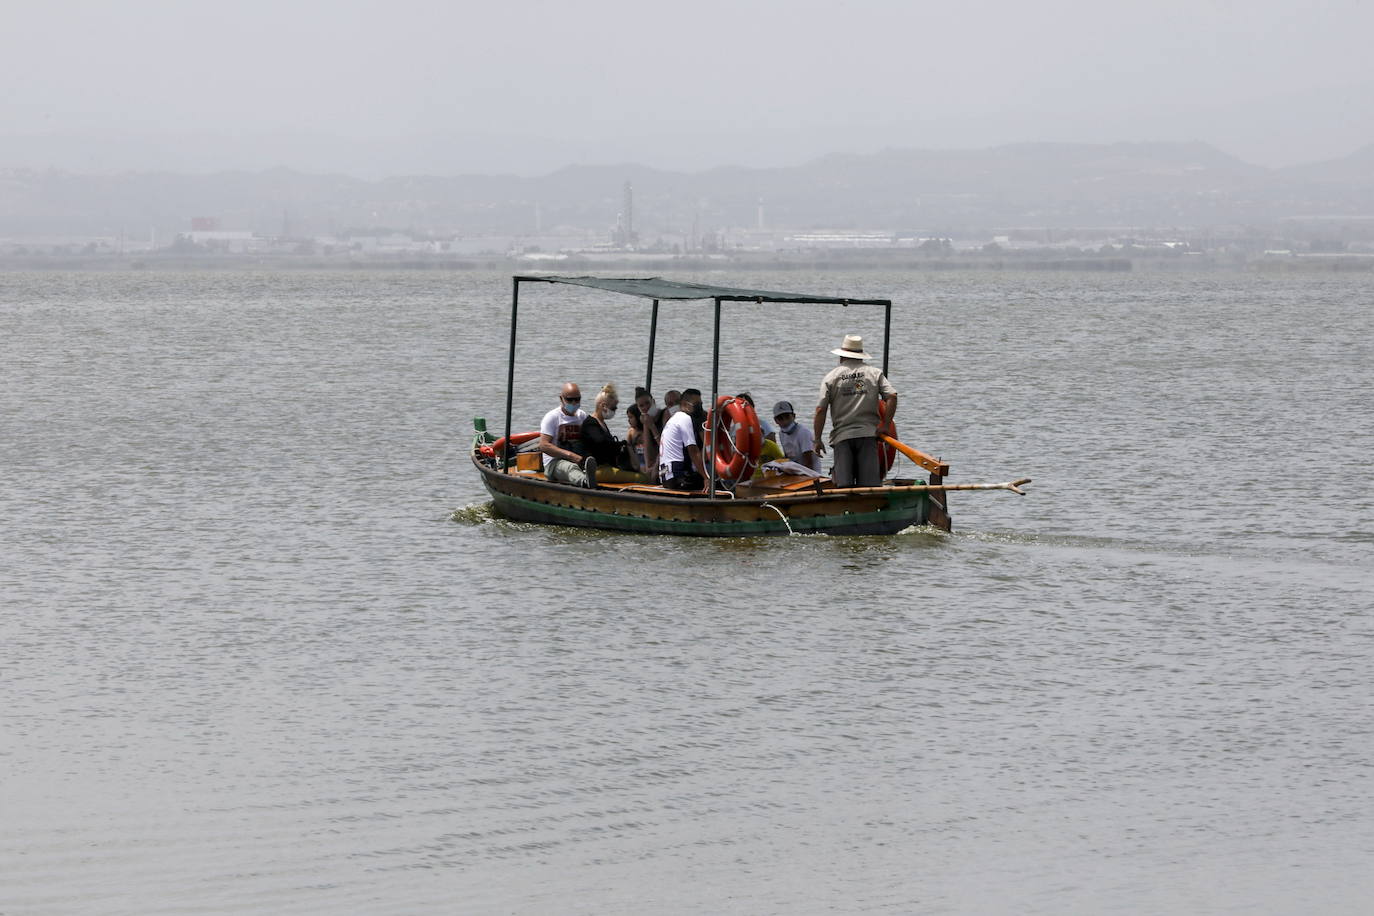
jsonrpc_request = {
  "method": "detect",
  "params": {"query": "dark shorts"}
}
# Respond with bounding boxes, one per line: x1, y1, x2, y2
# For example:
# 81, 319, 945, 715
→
661, 460, 704, 491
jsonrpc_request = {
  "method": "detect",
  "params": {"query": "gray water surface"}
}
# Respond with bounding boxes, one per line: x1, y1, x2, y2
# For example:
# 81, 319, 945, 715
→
3, 269, 1372, 914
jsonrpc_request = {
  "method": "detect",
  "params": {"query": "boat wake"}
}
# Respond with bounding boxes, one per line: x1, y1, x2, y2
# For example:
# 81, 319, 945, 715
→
448, 502, 498, 525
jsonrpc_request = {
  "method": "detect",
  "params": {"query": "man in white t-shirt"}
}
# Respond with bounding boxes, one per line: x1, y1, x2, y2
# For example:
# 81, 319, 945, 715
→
538, 382, 597, 488
772, 400, 821, 472
658, 388, 705, 490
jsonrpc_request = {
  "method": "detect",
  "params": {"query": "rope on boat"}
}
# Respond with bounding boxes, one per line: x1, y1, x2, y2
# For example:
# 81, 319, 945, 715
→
760, 502, 795, 536
472, 434, 498, 467
707, 397, 762, 482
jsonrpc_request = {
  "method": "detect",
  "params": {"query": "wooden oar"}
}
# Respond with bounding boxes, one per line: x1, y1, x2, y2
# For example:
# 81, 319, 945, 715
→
879, 435, 950, 476
932, 477, 1031, 495
804, 479, 1032, 498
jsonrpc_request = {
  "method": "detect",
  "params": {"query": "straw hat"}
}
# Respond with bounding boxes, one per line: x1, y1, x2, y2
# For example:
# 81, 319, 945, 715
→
830, 334, 873, 360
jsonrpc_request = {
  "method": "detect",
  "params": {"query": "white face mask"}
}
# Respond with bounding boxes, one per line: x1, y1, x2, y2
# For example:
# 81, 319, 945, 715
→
605, 406, 618, 418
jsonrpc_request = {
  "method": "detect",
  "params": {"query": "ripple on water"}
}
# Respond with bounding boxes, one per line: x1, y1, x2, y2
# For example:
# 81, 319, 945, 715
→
3, 269, 1374, 914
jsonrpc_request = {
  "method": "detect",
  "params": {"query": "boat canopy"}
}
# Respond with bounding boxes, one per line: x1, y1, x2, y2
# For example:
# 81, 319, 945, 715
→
503, 274, 894, 498
515, 275, 891, 306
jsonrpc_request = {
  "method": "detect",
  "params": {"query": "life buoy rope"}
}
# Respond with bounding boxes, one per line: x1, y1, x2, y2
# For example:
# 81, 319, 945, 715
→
704, 396, 763, 484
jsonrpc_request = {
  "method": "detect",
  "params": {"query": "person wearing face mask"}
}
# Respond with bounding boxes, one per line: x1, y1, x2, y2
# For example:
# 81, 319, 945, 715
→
688, 393, 709, 447
538, 381, 596, 488
772, 400, 821, 472
624, 386, 662, 481
658, 388, 706, 491
580, 383, 623, 472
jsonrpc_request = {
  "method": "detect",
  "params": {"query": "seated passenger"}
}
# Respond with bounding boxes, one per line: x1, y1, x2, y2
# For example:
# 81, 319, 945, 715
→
662, 389, 682, 419
773, 399, 821, 472
735, 391, 775, 442
624, 386, 658, 432
538, 382, 595, 488
581, 383, 622, 468
625, 386, 662, 480
658, 388, 706, 490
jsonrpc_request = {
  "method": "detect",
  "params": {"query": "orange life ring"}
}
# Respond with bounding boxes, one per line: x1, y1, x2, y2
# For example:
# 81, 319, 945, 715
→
876, 401, 897, 475
482, 430, 540, 459
705, 396, 762, 483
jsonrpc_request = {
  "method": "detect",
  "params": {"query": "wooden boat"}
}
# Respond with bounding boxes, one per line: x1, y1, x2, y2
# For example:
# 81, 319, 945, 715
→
471, 275, 1029, 536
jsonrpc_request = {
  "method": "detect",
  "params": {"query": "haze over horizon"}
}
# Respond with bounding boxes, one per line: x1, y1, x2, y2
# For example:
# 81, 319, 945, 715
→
5, 0, 1372, 178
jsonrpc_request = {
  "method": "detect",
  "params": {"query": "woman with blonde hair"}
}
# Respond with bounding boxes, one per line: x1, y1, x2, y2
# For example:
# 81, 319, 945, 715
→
580, 383, 622, 471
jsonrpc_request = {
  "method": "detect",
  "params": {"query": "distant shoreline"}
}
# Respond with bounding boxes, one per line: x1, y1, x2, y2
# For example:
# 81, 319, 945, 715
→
3, 251, 1372, 273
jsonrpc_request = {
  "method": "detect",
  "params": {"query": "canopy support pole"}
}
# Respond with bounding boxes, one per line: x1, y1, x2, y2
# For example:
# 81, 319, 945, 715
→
503, 277, 519, 474
709, 297, 721, 499
646, 298, 659, 392
882, 299, 891, 378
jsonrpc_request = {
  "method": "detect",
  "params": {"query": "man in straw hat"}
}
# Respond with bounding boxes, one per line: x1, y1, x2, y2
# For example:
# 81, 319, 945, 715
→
813, 334, 898, 488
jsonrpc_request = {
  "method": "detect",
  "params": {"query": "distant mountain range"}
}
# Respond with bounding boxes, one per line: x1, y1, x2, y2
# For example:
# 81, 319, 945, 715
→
3, 142, 1373, 239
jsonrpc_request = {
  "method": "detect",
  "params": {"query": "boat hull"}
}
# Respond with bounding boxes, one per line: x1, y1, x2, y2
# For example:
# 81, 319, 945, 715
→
474, 456, 938, 536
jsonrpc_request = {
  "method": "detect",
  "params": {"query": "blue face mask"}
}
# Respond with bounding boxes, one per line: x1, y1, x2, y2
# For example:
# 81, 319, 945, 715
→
780, 421, 798, 434
562, 402, 579, 416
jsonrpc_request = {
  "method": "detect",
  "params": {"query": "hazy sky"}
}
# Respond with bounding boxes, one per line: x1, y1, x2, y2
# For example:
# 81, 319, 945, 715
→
5, 0, 1372, 175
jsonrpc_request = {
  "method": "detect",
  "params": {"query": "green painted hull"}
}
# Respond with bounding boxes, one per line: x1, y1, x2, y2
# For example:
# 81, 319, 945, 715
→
475, 456, 937, 537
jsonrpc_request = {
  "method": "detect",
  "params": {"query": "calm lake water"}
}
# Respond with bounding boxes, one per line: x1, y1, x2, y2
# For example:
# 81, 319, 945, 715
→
3, 268, 1372, 914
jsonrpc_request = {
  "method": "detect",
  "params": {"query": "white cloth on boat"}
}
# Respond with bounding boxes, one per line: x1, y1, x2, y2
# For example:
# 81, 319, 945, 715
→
761, 459, 822, 478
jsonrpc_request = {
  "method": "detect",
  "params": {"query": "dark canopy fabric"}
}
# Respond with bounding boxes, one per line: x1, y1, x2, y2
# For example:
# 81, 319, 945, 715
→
515, 275, 890, 306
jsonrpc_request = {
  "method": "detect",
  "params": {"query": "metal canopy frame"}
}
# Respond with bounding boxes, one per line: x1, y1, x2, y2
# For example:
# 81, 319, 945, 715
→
503, 276, 894, 499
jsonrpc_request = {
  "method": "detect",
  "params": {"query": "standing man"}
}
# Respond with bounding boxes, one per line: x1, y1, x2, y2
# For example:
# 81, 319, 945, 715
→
658, 388, 706, 490
813, 335, 897, 488
539, 382, 597, 488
